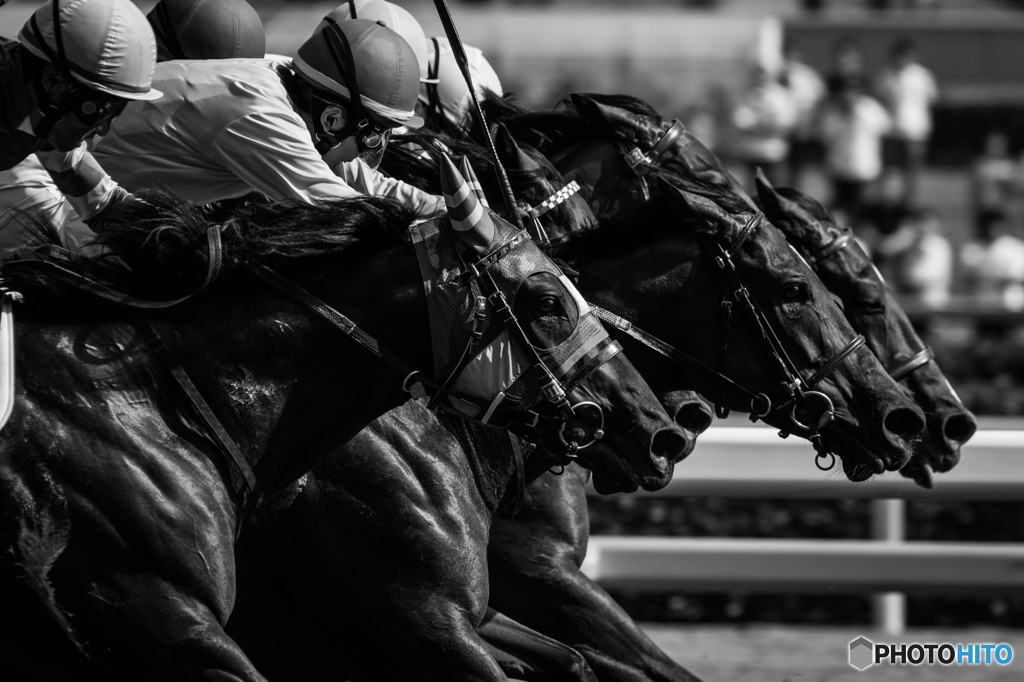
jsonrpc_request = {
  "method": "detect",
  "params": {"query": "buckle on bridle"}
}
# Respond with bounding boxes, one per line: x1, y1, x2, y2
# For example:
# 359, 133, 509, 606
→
557, 400, 606, 452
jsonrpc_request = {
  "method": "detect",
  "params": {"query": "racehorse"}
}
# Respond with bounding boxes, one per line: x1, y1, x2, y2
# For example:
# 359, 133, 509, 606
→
496, 89, 975, 480
0, 191, 686, 682
754, 172, 977, 486
227, 131, 924, 681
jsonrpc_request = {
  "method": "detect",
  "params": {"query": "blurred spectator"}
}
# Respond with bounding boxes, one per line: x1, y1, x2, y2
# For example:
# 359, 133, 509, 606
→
817, 75, 891, 224
961, 209, 1024, 311
875, 38, 938, 206
683, 104, 716, 153
889, 209, 954, 308
727, 64, 796, 187
779, 40, 825, 189
970, 131, 1016, 232
824, 38, 865, 98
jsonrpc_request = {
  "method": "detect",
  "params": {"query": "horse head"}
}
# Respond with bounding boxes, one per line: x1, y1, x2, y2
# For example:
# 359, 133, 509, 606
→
755, 172, 977, 486
435, 159, 690, 492
563, 171, 926, 482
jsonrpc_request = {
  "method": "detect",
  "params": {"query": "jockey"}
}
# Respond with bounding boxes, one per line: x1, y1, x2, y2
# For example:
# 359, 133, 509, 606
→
0, 0, 160, 257
87, 19, 443, 216
147, 0, 266, 61
419, 37, 503, 134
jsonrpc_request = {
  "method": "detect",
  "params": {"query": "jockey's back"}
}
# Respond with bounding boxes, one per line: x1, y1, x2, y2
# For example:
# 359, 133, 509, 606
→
92, 57, 355, 204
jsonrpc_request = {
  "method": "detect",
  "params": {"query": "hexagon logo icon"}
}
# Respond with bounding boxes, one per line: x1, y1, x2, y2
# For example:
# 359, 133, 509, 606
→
849, 636, 875, 671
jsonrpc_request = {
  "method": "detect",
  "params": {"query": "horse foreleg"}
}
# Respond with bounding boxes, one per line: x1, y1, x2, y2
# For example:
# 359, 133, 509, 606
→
487, 468, 705, 682
479, 608, 598, 682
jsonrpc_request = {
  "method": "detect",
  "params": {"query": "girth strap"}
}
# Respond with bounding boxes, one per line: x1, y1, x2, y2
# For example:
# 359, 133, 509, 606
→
132, 314, 259, 538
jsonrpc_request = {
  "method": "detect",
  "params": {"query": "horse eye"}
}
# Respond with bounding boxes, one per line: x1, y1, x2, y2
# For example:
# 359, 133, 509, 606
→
782, 282, 806, 302
536, 296, 558, 314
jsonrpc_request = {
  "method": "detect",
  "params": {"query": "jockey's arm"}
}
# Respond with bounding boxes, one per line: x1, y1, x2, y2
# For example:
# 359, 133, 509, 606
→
212, 111, 444, 218
35, 143, 132, 233
334, 157, 446, 219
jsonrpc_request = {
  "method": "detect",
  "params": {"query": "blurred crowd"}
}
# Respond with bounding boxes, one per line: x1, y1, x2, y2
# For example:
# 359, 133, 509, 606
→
713, 36, 1024, 313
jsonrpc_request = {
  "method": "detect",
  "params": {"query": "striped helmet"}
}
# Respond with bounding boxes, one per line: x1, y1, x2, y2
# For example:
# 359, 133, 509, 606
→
317, 1, 430, 84
19, 0, 162, 101
147, 0, 266, 61
294, 19, 423, 129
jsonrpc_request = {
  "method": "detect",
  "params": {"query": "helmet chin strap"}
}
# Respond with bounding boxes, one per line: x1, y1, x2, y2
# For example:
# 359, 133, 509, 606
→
28, 0, 77, 143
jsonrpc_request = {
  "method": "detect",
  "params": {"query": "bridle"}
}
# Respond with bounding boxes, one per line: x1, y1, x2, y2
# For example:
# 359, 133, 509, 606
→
258, 221, 619, 467
620, 119, 687, 201
805, 226, 937, 387
521, 179, 581, 247
592, 211, 867, 469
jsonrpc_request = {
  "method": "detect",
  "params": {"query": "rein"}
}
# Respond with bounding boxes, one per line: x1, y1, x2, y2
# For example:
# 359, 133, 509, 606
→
620, 119, 686, 201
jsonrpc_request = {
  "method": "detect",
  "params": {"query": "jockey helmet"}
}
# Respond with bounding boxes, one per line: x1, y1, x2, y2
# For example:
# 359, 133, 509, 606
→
420, 38, 502, 128
294, 19, 423, 129
316, 0, 430, 84
147, 0, 266, 61
18, 0, 162, 101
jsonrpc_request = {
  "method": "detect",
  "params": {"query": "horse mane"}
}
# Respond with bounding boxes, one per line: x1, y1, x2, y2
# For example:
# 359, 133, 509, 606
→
553, 168, 754, 261
775, 186, 835, 224
480, 91, 663, 154
557, 92, 662, 120
66, 190, 417, 299
381, 128, 560, 198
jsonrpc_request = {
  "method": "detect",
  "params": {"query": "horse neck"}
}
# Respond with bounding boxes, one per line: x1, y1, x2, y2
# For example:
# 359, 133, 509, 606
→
567, 220, 706, 396
154, 244, 432, 493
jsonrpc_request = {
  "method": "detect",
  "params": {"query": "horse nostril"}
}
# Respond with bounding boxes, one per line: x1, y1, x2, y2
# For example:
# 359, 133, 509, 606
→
944, 412, 978, 446
652, 427, 692, 464
884, 406, 925, 442
674, 402, 714, 436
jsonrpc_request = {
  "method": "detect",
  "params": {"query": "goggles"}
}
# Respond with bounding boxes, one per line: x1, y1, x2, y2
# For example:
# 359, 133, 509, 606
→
69, 86, 128, 127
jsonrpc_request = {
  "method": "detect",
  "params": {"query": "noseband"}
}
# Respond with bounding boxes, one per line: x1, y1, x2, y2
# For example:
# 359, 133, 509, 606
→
807, 227, 937, 386
592, 211, 866, 462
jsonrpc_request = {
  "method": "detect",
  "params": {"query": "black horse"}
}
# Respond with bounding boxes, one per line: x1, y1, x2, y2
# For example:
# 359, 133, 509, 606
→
0, 192, 685, 681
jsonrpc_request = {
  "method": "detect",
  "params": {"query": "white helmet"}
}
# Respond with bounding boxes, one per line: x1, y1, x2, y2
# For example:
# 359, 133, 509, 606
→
419, 37, 503, 128
19, 0, 161, 101
317, 1, 429, 84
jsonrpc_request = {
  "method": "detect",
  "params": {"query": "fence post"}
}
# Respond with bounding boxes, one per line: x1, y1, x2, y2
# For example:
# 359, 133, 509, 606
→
871, 498, 906, 635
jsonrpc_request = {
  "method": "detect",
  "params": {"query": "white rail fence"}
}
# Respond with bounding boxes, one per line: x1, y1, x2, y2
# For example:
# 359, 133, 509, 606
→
583, 419, 1024, 634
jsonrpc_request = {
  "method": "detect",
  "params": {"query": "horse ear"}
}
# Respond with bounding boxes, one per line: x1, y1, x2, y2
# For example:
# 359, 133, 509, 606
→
754, 168, 787, 219
440, 154, 496, 255
493, 124, 541, 174
493, 123, 519, 165
570, 94, 638, 134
